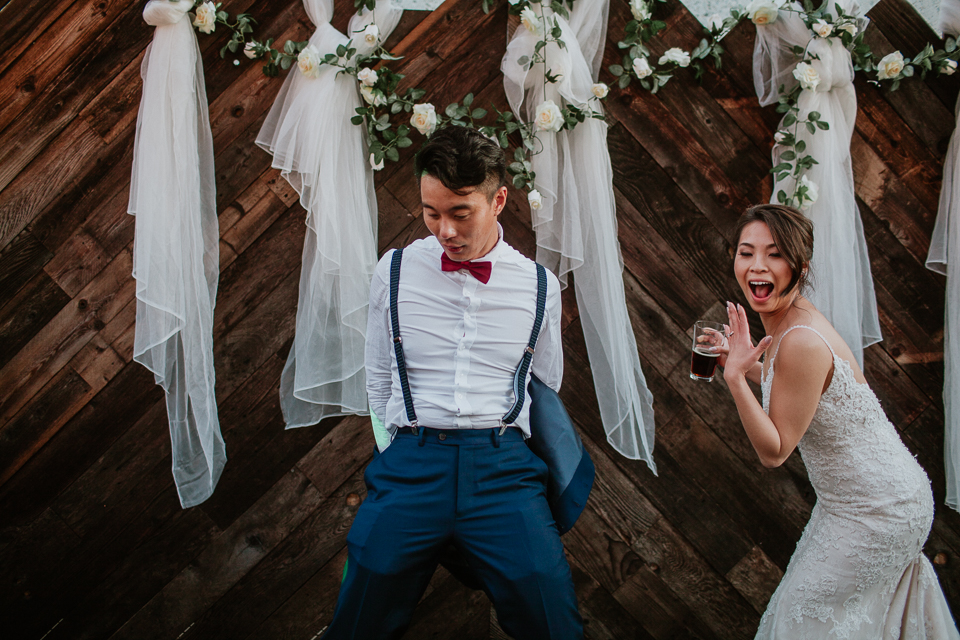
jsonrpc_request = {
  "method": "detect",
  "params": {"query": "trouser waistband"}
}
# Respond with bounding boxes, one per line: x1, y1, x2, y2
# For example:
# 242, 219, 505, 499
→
395, 426, 524, 447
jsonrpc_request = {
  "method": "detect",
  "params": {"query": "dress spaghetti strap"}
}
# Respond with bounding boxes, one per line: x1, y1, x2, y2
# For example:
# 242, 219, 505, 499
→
771, 325, 837, 365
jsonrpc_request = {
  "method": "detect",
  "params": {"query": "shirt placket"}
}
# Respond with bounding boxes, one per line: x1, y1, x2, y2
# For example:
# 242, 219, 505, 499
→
453, 272, 481, 427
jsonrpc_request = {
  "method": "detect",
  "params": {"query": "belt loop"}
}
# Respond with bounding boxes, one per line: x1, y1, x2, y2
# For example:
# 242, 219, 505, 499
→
491, 427, 501, 448
418, 427, 427, 447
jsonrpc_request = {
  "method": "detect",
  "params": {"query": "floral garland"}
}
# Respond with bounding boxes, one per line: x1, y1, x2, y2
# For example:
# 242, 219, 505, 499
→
181, 0, 960, 209
607, 0, 960, 208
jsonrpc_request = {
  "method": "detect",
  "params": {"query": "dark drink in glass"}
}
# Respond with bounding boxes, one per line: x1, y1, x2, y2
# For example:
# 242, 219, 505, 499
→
691, 346, 720, 381
690, 320, 724, 382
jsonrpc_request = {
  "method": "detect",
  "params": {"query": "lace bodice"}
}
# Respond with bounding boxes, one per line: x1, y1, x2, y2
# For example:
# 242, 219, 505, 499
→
753, 326, 953, 639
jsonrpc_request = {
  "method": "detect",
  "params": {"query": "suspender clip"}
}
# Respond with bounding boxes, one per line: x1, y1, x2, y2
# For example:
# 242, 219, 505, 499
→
524, 346, 535, 355
393, 336, 402, 344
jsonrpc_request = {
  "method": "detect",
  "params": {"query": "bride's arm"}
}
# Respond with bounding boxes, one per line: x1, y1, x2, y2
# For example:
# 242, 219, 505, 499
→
723, 303, 832, 468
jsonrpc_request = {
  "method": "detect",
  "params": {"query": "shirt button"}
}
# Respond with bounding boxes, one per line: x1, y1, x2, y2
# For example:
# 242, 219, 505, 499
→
438, 433, 447, 441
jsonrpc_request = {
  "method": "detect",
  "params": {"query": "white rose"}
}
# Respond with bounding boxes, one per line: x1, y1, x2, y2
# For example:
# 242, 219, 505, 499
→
360, 84, 386, 106
630, 0, 651, 21
243, 41, 258, 59
813, 19, 832, 38
357, 67, 378, 87
508, 0, 520, 4
706, 14, 724, 32
659, 48, 691, 68
193, 1, 217, 34
877, 51, 905, 80
745, 0, 780, 26
410, 103, 438, 136
792, 61, 820, 92
838, 22, 857, 36
528, 189, 543, 210
370, 153, 384, 171
534, 99, 564, 132
591, 83, 609, 98
297, 44, 322, 79
633, 56, 653, 79
362, 24, 380, 46
773, 130, 787, 144
520, 7, 542, 36
799, 175, 818, 209
944, 59, 958, 76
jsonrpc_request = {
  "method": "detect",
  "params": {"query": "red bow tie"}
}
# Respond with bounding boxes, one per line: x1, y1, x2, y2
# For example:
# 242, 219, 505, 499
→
441, 253, 492, 284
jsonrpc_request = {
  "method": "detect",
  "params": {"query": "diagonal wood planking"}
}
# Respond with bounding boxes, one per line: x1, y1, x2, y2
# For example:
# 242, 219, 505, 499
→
0, 0, 957, 637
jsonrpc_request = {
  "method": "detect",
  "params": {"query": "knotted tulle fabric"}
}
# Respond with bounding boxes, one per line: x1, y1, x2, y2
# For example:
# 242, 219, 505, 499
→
502, 0, 657, 470
929, 0, 960, 512
129, 0, 224, 508
754, 0, 881, 367
256, 0, 402, 428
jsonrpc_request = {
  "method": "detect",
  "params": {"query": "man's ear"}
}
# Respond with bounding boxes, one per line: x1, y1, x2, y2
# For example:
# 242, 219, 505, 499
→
494, 185, 508, 215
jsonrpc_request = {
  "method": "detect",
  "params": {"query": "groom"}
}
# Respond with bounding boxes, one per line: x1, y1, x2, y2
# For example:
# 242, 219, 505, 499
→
322, 126, 583, 638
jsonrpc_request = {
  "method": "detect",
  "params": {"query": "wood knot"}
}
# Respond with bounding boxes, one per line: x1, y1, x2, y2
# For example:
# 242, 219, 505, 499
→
648, 563, 660, 574
231, 106, 245, 118
717, 193, 730, 205
346, 493, 361, 506
77, 299, 89, 311
933, 552, 948, 566
93, 319, 106, 331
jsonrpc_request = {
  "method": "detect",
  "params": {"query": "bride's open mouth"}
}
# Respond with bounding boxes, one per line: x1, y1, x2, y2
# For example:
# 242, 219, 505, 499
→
749, 280, 774, 302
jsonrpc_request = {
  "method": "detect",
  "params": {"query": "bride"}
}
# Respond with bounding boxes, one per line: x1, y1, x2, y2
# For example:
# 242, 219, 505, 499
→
714, 204, 959, 638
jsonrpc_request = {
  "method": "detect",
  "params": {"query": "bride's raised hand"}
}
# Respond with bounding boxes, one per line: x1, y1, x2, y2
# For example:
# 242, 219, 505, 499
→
723, 302, 772, 382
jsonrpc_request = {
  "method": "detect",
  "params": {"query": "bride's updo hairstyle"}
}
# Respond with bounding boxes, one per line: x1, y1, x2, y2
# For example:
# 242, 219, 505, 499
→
735, 204, 814, 297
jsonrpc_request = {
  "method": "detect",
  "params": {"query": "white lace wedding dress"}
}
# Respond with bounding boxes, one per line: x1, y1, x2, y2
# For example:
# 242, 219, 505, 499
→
757, 325, 959, 639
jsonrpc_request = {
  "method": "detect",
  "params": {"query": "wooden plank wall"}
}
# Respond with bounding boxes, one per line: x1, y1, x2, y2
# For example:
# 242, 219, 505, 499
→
0, 0, 958, 637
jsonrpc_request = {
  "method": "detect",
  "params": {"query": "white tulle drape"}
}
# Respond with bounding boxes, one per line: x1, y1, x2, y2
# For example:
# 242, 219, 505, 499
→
129, 0, 224, 508
930, 0, 960, 512
753, 0, 881, 368
502, 0, 657, 470
256, 0, 402, 428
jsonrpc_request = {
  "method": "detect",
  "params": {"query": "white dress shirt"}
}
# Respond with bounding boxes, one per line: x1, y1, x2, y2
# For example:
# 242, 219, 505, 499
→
365, 227, 562, 442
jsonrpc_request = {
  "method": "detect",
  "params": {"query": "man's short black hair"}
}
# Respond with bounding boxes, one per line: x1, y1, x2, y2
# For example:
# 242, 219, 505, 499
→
414, 126, 508, 201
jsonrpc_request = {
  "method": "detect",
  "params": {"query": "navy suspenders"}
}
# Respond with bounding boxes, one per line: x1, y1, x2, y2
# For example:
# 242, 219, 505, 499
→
389, 249, 419, 432
388, 248, 547, 434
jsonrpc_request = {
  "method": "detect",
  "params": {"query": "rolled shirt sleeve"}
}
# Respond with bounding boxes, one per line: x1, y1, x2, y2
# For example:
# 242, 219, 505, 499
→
365, 250, 395, 430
